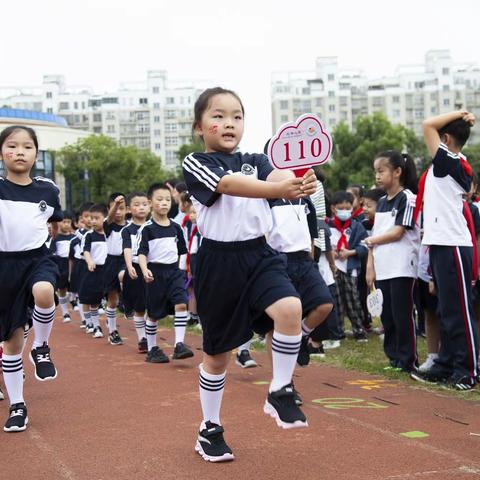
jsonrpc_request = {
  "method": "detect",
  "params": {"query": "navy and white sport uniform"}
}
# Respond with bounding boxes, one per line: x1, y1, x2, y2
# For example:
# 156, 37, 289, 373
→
260, 198, 332, 334
69, 236, 85, 295
103, 220, 127, 293
183, 151, 299, 355
137, 219, 188, 319
422, 144, 478, 383
372, 189, 420, 372
50, 233, 75, 289
78, 231, 107, 305
0, 177, 62, 342
121, 223, 146, 313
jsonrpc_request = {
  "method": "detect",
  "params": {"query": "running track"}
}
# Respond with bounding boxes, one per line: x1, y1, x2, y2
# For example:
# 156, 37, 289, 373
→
1, 310, 480, 480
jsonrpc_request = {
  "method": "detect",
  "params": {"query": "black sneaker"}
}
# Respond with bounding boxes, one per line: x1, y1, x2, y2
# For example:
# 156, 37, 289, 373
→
4, 403, 28, 432
138, 338, 148, 354
354, 331, 369, 343
264, 384, 308, 429
172, 342, 194, 360
296, 336, 310, 367
80, 320, 87, 329
307, 343, 325, 359
29, 343, 57, 381
195, 421, 234, 462
62, 313, 71, 323
449, 376, 476, 391
145, 346, 170, 363
236, 349, 258, 368
291, 381, 303, 406
410, 370, 447, 385
108, 330, 123, 346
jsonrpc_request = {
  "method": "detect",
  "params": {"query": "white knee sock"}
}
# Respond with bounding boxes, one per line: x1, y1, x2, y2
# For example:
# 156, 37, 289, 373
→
145, 319, 157, 351
199, 364, 226, 425
59, 295, 69, 316
174, 311, 188, 344
90, 308, 100, 328
134, 315, 146, 341
106, 307, 117, 334
2, 353, 24, 405
32, 304, 55, 349
270, 331, 302, 392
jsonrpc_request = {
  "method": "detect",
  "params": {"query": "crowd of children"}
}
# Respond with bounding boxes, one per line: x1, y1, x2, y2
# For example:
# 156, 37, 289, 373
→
0, 92, 478, 464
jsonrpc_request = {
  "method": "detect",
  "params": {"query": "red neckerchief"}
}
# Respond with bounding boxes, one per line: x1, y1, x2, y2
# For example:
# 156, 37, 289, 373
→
186, 225, 199, 275
181, 214, 190, 229
332, 216, 351, 252
353, 207, 363, 219
414, 151, 477, 281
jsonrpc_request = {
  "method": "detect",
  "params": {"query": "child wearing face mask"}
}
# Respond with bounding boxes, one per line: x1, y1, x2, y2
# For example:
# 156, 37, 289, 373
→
328, 191, 369, 342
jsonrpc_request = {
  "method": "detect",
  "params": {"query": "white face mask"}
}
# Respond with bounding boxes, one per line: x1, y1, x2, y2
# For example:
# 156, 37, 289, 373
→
336, 209, 352, 221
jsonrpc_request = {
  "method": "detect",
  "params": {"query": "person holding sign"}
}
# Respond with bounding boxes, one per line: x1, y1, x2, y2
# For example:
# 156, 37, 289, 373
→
182, 88, 316, 462
365, 151, 420, 373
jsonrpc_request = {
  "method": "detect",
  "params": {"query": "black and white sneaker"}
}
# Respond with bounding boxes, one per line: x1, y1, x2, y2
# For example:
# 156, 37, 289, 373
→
93, 326, 104, 339
264, 384, 308, 429
86, 324, 94, 334
145, 346, 170, 363
296, 336, 310, 367
236, 349, 257, 368
449, 376, 476, 391
354, 332, 369, 343
4, 403, 28, 432
80, 320, 87, 329
62, 313, 71, 324
30, 342, 57, 381
138, 338, 148, 354
172, 342, 194, 360
307, 343, 325, 359
108, 330, 123, 345
195, 421, 234, 462
410, 370, 447, 385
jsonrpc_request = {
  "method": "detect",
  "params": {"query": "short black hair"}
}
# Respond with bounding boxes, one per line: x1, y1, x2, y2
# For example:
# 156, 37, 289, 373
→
89, 203, 108, 217
363, 188, 385, 203
127, 191, 148, 206
61, 210, 74, 221
179, 191, 192, 205
108, 192, 125, 205
331, 191, 354, 206
78, 202, 94, 215
175, 182, 187, 194
438, 118, 471, 148
147, 183, 170, 199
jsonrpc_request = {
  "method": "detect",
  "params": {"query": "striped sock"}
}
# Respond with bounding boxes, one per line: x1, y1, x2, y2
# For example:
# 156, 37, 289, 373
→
21, 324, 30, 354
199, 364, 226, 425
84, 310, 91, 326
134, 315, 146, 341
301, 319, 313, 337
270, 331, 302, 392
145, 319, 157, 351
90, 308, 100, 328
32, 304, 55, 349
79, 304, 85, 322
106, 307, 117, 334
2, 353, 24, 404
174, 311, 188, 344
59, 295, 69, 316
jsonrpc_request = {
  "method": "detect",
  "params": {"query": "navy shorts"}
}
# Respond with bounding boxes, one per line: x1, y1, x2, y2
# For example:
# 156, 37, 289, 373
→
146, 263, 188, 320
195, 237, 299, 356
54, 256, 69, 290
0, 247, 59, 342
79, 265, 106, 306
418, 278, 438, 313
123, 263, 146, 313
104, 254, 125, 293
69, 258, 87, 294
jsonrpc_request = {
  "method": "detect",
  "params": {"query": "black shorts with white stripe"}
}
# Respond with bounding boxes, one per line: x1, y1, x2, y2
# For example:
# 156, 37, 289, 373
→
196, 237, 299, 356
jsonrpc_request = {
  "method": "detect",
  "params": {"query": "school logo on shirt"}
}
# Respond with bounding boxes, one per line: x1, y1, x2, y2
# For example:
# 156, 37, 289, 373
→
39, 200, 47, 212
391, 208, 397, 217
241, 164, 255, 176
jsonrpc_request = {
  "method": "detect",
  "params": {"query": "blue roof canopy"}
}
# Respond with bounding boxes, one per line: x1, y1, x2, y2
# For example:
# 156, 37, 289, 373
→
0, 108, 68, 127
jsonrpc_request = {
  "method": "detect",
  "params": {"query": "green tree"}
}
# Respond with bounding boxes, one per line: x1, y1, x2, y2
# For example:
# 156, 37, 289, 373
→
463, 144, 480, 175
324, 113, 428, 191
56, 135, 169, 209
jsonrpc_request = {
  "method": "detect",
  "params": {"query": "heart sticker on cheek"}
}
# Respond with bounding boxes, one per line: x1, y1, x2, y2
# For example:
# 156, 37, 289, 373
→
208, 125, 218, 134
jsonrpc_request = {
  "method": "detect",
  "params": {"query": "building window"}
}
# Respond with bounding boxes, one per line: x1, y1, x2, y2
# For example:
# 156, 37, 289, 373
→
166, 110, 176, 119
443, 98, 450, 106
59, 102, 69, 110
302, 87, 309, 95
153, 102, 160, 109
392, 96, 400, 103
329, 118, 336, 126
442, 68, 450, 75
302, 100, 311, 110
93, 113, 102, 122
107, 125, 115, 133
93, 126, 102, 133
431, 107, 437, 114
166, 97, 175, 104
152, 86, 159, 94
430, 93, 437, 101
280, 100, 288, 110
47, 108, 53, 114
46, 92, 52, 99
139, 98, 148, 105
316, 98, 322, 107
154, 129, 161, 136
281, 115, 288, 122
442, 85, 450, 92
165, 123, 177, 132
328, 91, 335, 98
339, 96, 348, 107
155, 143, 161, 150
74, 102, 78, 109
328, 74, 335, 81
328, 105, 335, 112
393, 109, 400, 117
154, 116, 161, 123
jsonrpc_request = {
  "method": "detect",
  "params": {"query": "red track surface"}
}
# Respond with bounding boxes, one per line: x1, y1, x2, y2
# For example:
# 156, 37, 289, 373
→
2, 310, 480, 480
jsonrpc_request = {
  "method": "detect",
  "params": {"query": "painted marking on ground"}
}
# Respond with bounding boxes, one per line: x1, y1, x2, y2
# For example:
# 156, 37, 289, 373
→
347, 379, 398, 390
312, 397, 388, 410
400, 431, 430, 439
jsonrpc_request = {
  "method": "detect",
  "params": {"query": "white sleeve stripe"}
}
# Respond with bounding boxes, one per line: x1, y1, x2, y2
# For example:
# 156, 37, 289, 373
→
184, 156, 218, 188
403, 203, 414, 226
183, 160, 217, 192
186, 154, 221, 182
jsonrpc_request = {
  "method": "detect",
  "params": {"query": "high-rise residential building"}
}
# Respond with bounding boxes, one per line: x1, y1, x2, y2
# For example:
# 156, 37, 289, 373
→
271, 50, 480, 144
0, 72, 210, 169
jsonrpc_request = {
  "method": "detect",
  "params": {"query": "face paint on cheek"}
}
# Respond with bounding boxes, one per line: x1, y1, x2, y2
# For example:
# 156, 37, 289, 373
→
5, 152, 14, 160
208, 125, 218, 135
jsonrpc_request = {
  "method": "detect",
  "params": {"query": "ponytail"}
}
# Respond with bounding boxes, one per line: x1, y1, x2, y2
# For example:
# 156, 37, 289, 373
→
376, 150, 418, 194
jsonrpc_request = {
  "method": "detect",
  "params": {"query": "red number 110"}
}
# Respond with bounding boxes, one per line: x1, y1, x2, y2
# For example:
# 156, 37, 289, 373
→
283, 138, 322, 162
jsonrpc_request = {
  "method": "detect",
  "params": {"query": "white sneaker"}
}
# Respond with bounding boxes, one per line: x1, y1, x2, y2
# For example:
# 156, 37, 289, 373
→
63, 314, 71, 324
93, 326, 104, 338
98, 308, 105, 315
418, 354, 439, 373
322, 340, 341, 350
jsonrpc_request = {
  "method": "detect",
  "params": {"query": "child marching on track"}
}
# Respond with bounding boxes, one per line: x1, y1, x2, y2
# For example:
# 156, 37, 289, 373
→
137, 183, 193, 363
103, 194, 128, 346
366, 151, 420, 373
122, 192, 150, 354
50, 212, 75, 323
0, 125, 63, 432
183, 87, 317, 462
411, 110, 478, 390
79, 204, 109, 339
